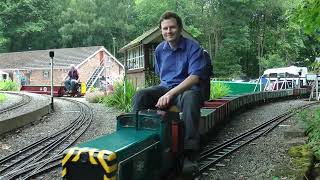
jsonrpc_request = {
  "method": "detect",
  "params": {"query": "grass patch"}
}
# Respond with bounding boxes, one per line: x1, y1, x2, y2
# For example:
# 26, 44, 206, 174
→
210, 81, 230, 99
101, 80, 229, 112
0, 93, 7, 103
102, 79, 136, 112
85, 91, 105, 103
0, 80, 19, 91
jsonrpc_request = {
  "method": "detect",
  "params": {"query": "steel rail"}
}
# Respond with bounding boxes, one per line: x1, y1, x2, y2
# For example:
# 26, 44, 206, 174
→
0, 98, 93, 180
195, 102, 319, 178
0, 92, 32, 114
4, 98, 92, 179
21, 102, 93, 180
0, 99, 82, 174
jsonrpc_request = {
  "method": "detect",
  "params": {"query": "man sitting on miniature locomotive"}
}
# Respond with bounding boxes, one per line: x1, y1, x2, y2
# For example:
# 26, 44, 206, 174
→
132, 11, 208, 174
64, 64, 79, 93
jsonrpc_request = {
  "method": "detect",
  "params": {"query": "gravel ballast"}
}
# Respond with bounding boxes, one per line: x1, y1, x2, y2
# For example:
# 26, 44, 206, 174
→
207, 99, 315, 180
0, 95, 317, 180
0, 96, 122, 180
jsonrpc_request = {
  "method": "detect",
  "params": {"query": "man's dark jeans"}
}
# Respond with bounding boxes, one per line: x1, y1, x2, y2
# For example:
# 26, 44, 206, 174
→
132, 85, 202, 151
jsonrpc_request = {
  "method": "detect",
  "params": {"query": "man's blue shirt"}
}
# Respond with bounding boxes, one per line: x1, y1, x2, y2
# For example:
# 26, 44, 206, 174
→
155, 36, 206, 90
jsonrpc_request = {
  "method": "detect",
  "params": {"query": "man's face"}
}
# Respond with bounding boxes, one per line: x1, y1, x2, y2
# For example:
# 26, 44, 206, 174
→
160, 18, 181, 43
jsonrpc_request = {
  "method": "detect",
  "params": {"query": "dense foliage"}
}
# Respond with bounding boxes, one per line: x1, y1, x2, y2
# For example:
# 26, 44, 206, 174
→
0, 0, 319, 78
102, 80, 136, 112
294, 0, 320, 41
0, 80, 19, 91
298, 108, 320, 163
210, 82, 230, 99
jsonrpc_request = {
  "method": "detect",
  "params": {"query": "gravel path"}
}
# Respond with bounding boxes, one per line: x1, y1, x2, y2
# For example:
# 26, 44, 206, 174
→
207, 99, 316, 180
0, 95, 316, 180
0, 96, 122, 180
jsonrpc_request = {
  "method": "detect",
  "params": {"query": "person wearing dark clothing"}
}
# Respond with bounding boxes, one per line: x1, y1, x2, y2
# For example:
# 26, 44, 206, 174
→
64, 64, 79, 93
132, 11, 208, 174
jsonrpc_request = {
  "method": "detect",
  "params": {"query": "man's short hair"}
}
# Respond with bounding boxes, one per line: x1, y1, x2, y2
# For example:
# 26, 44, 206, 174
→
159, 11, 183, 29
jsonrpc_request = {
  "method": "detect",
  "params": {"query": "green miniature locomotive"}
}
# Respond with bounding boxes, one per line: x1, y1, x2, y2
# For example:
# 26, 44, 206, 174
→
62, 110, 184, 180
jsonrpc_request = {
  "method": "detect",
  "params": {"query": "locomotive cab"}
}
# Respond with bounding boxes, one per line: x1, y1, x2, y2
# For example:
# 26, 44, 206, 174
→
116, 110, 184, 179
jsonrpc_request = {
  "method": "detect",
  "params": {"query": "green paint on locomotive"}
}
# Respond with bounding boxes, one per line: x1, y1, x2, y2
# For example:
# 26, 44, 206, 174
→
212, 81, 260, 95
77, 129, 159, 161
63, 110, 181, 180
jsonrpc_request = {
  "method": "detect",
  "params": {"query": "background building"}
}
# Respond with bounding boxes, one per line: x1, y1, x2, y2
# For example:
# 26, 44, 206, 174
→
0, 46, 124, 91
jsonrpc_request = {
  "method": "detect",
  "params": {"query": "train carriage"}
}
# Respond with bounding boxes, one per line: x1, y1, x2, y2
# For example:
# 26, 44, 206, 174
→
61, 87, 310, 179
20, 82, 86, 97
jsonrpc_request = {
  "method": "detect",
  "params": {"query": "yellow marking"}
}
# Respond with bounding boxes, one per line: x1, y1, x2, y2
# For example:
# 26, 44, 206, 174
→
107, 151, 117, 161
62, 147, 77, 166
71, 147, 89, 162
89, 149, 98, 165
81, 82, 87, 95
61, 168, 67, 177
97, 151, 117, 173
103, 175, 116, 180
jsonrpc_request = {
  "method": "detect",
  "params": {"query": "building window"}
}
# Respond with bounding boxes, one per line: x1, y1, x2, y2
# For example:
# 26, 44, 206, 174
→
43, 71, 49, 78
127, 45, 144, 70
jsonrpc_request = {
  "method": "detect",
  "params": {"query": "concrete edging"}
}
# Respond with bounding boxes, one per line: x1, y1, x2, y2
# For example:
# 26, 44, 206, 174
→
0, 104, 51, 135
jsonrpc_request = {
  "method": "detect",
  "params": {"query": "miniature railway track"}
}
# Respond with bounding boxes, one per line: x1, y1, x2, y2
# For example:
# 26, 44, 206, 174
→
195, 102, 319, 179
0, 92, 32, 114
0, 98, 93, 180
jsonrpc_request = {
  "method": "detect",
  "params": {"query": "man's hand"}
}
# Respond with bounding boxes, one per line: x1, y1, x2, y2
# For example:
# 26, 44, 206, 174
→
155, 93, 173, 109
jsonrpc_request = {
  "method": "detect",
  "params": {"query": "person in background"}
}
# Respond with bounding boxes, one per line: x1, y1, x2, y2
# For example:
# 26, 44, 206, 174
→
64, 64, 79, 93
260, 75, 268, 90
132, 11, 208, 175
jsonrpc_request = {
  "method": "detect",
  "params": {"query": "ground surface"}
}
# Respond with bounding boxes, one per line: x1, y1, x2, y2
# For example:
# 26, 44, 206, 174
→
0, 96, 315, 180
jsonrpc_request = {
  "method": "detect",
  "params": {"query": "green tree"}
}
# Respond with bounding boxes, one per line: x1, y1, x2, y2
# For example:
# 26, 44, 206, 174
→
0, 0, 63, 52
58, 0, 135, 57
0, 0, 317, 80
289, 0, 320, 67
294, 0, 320, 41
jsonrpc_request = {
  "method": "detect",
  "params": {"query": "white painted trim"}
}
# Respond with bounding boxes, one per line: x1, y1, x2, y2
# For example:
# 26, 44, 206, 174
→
100, 47, 125, 69
77, 47, 124, 70
76, 47, 102, 68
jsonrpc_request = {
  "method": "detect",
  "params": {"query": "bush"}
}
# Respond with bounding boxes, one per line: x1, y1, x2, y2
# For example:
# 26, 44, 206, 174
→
0, 93, 6, 103
297, 109, 320, 160
102, 79, 136, 112
85, 91, 105, 103
0, 80, 19, 91
210, 82, 230, 100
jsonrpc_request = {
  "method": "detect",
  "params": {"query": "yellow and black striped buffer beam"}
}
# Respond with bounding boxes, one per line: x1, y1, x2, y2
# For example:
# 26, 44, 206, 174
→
62, 147, 117, 180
